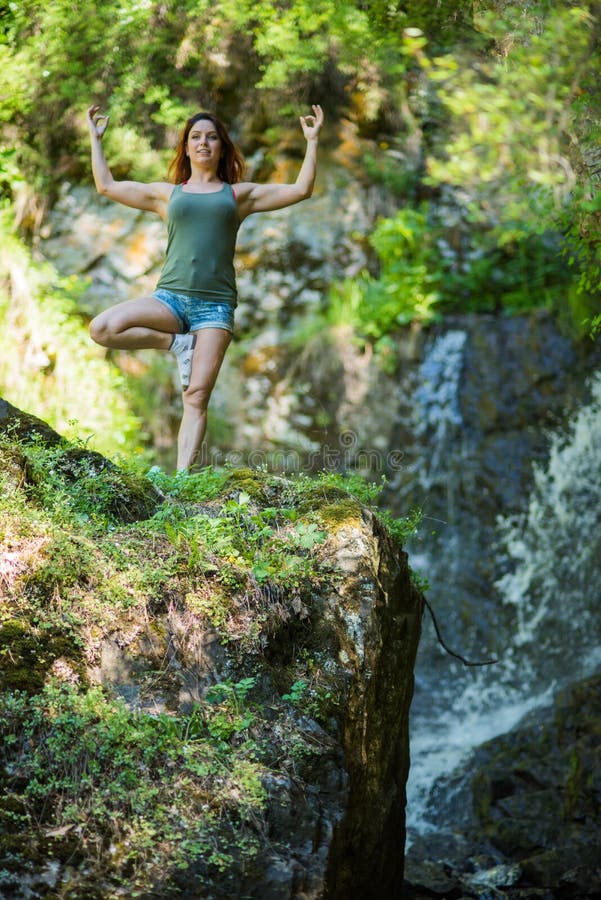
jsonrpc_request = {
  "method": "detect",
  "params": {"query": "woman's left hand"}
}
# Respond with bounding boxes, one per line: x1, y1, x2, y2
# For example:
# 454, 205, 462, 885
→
300, 105, 324, 141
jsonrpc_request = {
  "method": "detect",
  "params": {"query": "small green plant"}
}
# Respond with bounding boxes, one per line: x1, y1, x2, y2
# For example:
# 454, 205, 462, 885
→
289, 522, 327, 550
286, 470, 386, 507
16, 440, 158, 529
285, 470, 422, 549
281, 676, 340, 725
281, 679, 308, 705
151, 484, 328, 599
145, 464, 233, 502
205, 677, 257, 741
588, 314, 601, 340
377, 505, 423, 547
409, 566, 430, 593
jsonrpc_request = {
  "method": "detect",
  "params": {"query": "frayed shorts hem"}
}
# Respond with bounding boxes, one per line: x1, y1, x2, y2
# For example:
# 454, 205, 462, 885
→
190, 321, 234, 334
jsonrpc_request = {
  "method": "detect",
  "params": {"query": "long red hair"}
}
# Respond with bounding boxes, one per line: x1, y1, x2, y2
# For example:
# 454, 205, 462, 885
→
167, 112, 246, 184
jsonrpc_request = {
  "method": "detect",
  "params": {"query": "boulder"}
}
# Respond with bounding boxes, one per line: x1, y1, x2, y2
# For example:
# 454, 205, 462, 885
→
0, 404, 424, 898
403, 674, 601, 899
470, 674, 601, 897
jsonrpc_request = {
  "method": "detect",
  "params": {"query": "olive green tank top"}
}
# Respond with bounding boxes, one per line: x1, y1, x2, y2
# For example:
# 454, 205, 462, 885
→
156, 182, 240, 305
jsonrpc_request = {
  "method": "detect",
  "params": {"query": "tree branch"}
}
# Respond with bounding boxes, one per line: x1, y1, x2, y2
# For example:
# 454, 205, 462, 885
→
423, 596, 498, 667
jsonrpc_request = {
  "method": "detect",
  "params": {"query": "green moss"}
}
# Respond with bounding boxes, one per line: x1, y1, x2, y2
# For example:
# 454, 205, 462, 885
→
284, 470, 385, 507
22, 532, 95, 600
0, 620, 84, 692
222, 467, 268, 500
281, 669, 343, 726
185, 586, 233, 635
293, 485, 351, 517
145, 464, 233, 502
314, 498, 364, 530
0, 443, 28, 492
0, 683, 271, 892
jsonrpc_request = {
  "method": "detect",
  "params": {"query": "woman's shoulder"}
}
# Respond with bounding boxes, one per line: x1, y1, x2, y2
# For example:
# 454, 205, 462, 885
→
230, 181, 255, 199
151, 181, 177, 200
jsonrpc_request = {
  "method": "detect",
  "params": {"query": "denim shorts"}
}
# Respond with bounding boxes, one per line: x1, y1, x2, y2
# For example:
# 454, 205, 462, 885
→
153, 288, 235, 334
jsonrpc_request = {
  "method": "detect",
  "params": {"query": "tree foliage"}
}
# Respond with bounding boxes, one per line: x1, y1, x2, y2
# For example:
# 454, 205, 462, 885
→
422, 4, 600, 291
339, 1, 601, 331
0, 0, 475, 191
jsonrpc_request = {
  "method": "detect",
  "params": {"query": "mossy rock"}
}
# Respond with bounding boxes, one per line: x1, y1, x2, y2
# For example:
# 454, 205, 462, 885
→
27, 447, 162, 524
0, 398, 63, 447
0, 443, 29, 492
20, 533, 94, 602
0, 619, 85, 693
1, 398, 161, 524
294, 485, 354, 516
315, 498, 364, 530
60, 447, 161, 522
0, 401, 422, 898
221, 467, 270, 501
470, 673, 601, 872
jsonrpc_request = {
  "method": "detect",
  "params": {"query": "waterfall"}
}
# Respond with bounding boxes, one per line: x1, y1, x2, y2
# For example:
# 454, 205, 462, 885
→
412, 329, 467, 488
497, 372, 601, 660
405, 369, 601, 841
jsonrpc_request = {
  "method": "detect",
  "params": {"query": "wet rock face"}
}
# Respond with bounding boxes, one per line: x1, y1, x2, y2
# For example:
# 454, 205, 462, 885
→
471, 675, 601, 896
403, 674, 601, 899
456, 311, 591, 510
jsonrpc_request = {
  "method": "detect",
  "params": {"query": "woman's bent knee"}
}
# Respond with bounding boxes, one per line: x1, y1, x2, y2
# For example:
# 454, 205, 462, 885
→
89, 311, 116, 346
89, 315, 107, 346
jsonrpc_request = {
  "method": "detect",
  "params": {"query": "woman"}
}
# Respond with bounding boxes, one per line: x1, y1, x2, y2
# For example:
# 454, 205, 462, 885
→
86, 102, 324, 470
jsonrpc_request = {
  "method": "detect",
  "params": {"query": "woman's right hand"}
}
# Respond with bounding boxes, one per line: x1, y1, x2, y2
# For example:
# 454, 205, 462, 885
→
87, 105, 109, 140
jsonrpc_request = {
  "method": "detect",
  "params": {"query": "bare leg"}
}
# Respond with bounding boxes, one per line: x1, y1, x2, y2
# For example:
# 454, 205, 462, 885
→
89, 297, 182, 350
177, 328, 232, 470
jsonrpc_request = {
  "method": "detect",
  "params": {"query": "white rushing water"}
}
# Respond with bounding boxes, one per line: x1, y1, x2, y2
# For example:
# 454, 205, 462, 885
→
497, 372, 601, 651
405, 369, 601, 841
412, 329, 467, 488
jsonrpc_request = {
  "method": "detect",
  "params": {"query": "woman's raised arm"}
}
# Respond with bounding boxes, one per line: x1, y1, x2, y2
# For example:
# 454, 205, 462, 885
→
87, 105, 171, 218
235, 105, 324, 220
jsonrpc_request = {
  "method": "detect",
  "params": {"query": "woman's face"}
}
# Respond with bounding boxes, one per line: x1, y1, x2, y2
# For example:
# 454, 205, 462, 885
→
186, 119, 222, 169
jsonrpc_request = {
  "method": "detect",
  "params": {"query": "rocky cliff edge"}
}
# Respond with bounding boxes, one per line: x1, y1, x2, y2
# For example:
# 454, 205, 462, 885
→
0, 398, 423, 899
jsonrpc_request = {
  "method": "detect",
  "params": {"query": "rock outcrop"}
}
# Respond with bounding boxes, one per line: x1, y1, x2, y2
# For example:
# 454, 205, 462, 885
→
0, 400, 423, 898
403, 673, 601, 899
